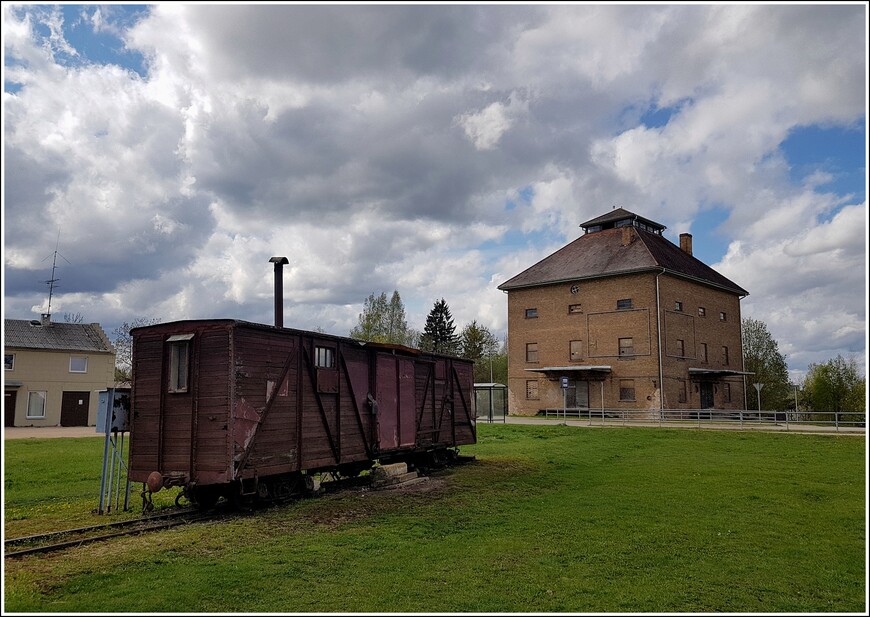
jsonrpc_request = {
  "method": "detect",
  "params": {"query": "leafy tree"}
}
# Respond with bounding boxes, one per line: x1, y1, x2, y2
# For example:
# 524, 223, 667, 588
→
802, 355, 866, 416
420, 298, 459, 355
742, 317, 792, 410
350, 290, 415, 346
460, 321, 500, 382
112, 317, 162, 385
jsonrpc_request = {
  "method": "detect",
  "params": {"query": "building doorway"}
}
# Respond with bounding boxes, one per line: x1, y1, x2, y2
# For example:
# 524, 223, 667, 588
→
699, 382, 714, 409
61, 391, 90, 426
4, 390, 16, 426
565, 380, 590, 409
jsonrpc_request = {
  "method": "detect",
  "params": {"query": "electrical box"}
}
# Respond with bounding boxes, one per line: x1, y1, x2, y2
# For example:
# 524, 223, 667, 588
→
96, 388, 131, 434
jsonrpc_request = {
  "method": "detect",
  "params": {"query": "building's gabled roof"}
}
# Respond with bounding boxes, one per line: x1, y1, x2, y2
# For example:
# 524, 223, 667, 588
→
3, 319, 115, 353
498, 225, 748, 296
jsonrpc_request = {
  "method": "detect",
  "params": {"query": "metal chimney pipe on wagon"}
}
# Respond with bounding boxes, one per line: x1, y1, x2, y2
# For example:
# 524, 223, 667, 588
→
269, 256, 289, 328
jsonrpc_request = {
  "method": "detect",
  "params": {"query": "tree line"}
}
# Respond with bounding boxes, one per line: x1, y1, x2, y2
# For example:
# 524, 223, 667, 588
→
349, 291, 506, 384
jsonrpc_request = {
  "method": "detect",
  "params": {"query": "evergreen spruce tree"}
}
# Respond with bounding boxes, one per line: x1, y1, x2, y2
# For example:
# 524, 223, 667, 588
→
420, 298, 459, 354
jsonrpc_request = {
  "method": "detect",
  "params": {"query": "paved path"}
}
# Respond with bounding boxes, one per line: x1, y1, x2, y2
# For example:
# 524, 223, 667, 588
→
4, 417, 864, 439
4, 426, 101, 440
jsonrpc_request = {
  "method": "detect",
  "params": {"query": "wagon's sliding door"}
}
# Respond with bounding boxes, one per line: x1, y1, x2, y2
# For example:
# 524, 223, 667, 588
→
375, 355, 416, 451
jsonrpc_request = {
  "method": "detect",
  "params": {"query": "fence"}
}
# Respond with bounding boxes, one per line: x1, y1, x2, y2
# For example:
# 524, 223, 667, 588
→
538, 407, 866, 432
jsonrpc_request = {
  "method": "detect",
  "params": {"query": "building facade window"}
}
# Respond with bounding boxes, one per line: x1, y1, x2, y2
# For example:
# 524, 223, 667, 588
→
568, 303, 582, 314
69, 355, 88, 373
676, 339, 685, 357
619, 380, 636, 401
698, 307, 706, 317
723, 382, 732, 402
720, 311, 727, 321
675, 301, 683, 312
700, 343, 708, 363
616, 298, 633, 310
618, 337, 634, 358
315, 346, 335, 368
569, 340, 583, 361
525, 342, 539, 363
525, 380, 539, 400
678, 380, 687, 403
27, 391, 47, 419
722, 346, 729, 366
4, 354, 14, 371
525, 308, 538, 319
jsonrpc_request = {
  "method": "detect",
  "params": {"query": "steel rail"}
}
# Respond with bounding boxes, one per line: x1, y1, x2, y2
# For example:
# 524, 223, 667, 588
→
5, 509, 215, 559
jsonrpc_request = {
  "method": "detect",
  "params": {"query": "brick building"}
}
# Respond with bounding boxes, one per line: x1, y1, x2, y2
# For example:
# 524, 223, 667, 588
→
498, 208, 750, 416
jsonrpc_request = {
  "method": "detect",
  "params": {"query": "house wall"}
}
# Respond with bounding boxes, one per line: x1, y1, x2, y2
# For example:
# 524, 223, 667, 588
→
3, 348, 115, 426
506, 272, 746, 416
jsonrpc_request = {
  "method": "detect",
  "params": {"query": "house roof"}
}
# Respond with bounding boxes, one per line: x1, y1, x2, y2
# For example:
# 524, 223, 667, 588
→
3, 319, 115, 354
498, 221, 748, 296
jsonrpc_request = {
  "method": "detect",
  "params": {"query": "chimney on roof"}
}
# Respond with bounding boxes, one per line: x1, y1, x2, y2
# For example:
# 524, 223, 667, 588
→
269, 256, 289, 328
679, 233, 693, 256
40, 313, 52, 326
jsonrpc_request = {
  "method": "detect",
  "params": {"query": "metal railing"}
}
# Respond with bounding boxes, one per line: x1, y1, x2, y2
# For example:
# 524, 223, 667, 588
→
538, 407, 866, 432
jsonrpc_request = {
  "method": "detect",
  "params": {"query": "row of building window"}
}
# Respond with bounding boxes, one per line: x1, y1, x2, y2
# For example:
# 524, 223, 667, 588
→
525, 379, 732, 403
525, 301, 727, 321
4, 353, 89, 373
526, 340, 730, 365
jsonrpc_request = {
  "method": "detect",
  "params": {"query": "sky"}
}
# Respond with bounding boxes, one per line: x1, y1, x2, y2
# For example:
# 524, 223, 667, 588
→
2, 2, 867, 384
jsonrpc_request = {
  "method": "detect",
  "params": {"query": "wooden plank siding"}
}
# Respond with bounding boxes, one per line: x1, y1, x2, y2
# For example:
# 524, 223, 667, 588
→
129, 319, 476, 492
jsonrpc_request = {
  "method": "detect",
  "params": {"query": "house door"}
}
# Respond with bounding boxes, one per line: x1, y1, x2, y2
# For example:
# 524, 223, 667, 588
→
699, 382, 714, 409
4, 390, 16, 426
61, 391, 90, 426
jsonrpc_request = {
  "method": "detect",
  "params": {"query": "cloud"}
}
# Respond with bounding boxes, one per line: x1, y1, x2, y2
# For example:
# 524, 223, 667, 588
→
3, 3, 866, 382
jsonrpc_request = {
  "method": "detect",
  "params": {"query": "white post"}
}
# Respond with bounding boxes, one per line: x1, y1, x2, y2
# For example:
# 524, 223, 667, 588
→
753, 383, 764, 421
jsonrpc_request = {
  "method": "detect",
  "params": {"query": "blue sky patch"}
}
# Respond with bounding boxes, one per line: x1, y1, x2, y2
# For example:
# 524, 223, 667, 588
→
780, 123, 866, 203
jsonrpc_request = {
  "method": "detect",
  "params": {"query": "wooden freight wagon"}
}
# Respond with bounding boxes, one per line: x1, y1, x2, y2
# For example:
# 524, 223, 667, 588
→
127, 319, 476, 508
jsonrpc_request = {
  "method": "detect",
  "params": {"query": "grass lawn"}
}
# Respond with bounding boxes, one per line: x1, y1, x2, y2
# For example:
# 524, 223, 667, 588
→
3, 424, 866, 613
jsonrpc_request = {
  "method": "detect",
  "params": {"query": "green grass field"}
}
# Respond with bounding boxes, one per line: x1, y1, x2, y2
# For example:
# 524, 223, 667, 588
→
3, 424, 866, 613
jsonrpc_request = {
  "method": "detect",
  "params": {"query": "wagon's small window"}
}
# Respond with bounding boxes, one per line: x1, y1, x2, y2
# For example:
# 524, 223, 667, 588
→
167, 334, 194, 393
315, 346, 335, 369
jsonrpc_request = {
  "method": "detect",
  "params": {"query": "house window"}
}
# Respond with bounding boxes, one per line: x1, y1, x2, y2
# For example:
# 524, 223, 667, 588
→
698, 307, 706, 317
525, 380, 539, 400
722, 346, 729, 366
26, 391, 47, 419
315, 346, 335, 368
69, 356, 88, 373
4, 354, 14, 371
569, 340, 583, 361
675, 301, 683, 312
678, 380, 687, 403
700, 343, 708, 363
167, 334, 193, 393
568, 303, 583, 314
720, 311, 727, 321
616, 298, 633, 310
525, 308, 538, 319
723, 383, 732, 402
676, 339, 685, 357
525, 342, 539, 363
619, 380, 636, 401
618, 337, 634, 358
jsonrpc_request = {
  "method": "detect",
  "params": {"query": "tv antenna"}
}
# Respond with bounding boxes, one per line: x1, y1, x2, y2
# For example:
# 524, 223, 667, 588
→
41, 230, 71, 317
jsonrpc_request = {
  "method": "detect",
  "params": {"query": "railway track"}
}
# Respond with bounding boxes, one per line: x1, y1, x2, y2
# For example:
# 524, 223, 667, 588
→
4, 508, 218, 558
